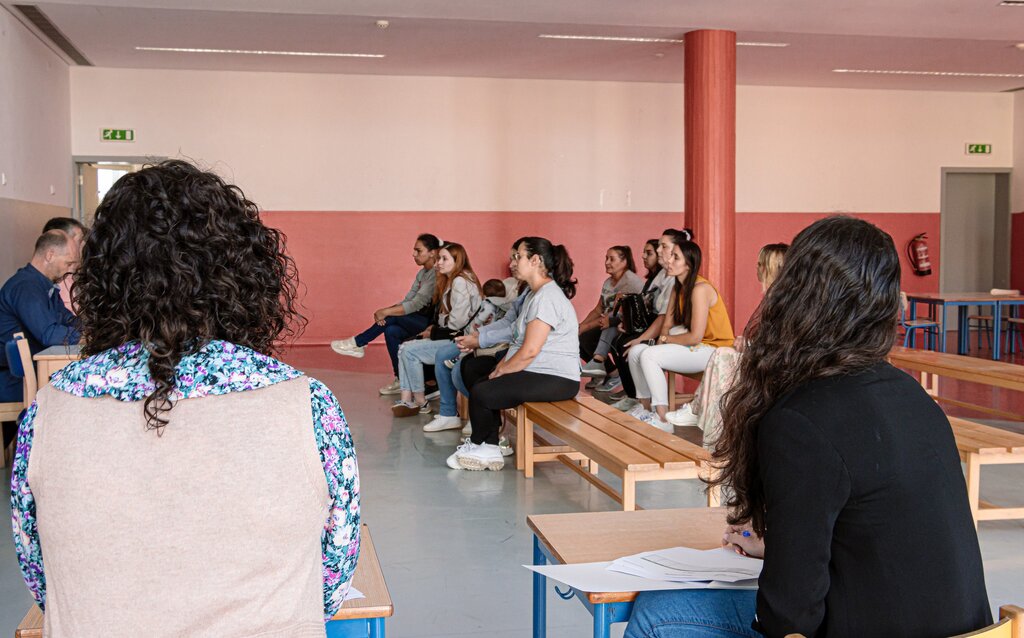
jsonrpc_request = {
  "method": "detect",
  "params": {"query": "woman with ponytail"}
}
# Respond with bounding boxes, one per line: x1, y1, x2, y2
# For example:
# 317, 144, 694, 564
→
447, 237, 580, 471
624, 217, 990, 638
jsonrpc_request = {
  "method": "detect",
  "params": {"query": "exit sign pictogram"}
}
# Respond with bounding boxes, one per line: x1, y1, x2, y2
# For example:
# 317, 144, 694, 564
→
101, 128, 135, 142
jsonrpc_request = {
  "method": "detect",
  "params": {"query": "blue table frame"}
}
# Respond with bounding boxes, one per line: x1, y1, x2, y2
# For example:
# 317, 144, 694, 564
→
326, 617, 386, 637
533, 535, 633, 638
906, 294, 1022, 361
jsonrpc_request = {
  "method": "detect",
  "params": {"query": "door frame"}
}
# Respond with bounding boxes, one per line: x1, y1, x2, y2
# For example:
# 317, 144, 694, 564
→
71, 155, 166, 221
939, 166, 1012, 295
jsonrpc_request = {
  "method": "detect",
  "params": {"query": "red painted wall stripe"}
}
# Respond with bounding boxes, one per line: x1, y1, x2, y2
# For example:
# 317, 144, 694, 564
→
262, 211, 941, 345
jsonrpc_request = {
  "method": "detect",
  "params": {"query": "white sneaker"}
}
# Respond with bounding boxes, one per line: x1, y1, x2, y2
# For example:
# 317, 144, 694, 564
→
379, 378, 401, 395
580, 360, 607, 378
456, 442, 506, 471
627, 404, 649, 419
639, 411, 674, 433
446, 440, 474, 469
498, 436, 514, 457
333, 343, 365, 358
423, 415, 462, 432
424, 390, 441, 401
461, 421, 472, 436
612, 397, 639, 412
330, 337, 357, 353
595, 376, 623, 393
665, 403, 699, 427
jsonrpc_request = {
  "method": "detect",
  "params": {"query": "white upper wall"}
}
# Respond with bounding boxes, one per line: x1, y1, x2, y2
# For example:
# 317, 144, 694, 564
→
69, 66, 1013, 213
0, 8, 71, 206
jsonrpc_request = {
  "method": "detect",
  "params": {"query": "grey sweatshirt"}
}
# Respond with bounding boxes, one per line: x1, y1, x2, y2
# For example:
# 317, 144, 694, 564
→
401, 268, 437, 314
438, 275, 482, 330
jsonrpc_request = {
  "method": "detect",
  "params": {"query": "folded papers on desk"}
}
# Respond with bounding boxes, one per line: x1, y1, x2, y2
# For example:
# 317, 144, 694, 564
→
524, 546, 761, 593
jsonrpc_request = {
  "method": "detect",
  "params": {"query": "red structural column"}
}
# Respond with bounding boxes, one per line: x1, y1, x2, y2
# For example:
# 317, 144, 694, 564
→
684, 29, 736, 315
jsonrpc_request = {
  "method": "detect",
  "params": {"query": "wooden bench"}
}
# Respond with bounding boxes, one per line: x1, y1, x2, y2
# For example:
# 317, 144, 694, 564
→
15, 524, 393, 638
950, 417, 1024, 527
888, 346, 1024, 421
514, 395, 719, 511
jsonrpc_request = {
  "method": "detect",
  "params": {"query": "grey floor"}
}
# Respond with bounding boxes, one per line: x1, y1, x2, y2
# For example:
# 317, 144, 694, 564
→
2, 364, 1023, 637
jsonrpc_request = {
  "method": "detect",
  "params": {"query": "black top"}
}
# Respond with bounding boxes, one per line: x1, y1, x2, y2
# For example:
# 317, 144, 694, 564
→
754, 362, 991, 638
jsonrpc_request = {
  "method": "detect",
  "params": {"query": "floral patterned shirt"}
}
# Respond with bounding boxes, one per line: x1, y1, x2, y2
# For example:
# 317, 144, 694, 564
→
9, 341, 360, 620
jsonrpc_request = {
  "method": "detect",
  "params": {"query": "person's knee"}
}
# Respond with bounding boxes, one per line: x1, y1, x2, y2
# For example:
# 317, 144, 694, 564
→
639, 347, 661, 368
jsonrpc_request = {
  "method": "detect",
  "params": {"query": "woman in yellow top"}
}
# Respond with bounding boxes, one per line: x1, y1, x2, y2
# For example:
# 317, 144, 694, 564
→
624, 231, 734, 431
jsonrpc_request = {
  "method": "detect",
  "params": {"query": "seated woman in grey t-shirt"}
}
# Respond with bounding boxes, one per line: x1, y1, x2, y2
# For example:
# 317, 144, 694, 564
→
447, 237, 580, 471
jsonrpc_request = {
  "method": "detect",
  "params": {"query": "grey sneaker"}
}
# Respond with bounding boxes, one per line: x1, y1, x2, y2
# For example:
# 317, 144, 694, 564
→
379, 378, 401, 395
611, 397, 639, 412
595, 376, 622, 393
580, 359, 607, 378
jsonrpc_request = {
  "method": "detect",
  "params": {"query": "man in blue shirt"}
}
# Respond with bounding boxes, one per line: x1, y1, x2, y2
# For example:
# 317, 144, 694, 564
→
0, 231, 82, 402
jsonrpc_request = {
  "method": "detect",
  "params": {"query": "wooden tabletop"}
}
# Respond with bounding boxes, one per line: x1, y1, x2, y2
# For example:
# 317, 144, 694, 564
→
888, 346, 1024, 392
905, 292, 1024, 303
16, 524, 391, 636
527, 507, 730, 603
333, 524, 394, 620
32, 344, 82, 361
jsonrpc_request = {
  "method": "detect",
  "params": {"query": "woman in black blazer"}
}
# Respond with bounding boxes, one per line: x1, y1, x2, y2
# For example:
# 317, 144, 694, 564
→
625, 216, 991, 638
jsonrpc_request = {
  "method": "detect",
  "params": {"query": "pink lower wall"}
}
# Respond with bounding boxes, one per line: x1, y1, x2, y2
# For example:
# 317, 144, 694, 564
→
1013, 212, 1024, 291
263, 211, 941, 345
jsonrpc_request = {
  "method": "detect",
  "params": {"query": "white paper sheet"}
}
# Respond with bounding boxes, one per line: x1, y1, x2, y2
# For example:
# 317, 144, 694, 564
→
608, 547, 762, 584
524, 562, 758, 593
343, 586, 366, 601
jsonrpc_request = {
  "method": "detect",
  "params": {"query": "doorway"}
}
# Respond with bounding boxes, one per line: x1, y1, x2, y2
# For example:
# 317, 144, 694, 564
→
939, 168, 1012, 329
73, 156, 164, 222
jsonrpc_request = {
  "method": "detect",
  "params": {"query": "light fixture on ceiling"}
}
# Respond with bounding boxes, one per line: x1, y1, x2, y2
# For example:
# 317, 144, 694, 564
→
537, 34, 788, 47
833, 68, 1024, 78
134, 46, 385, 58
999, 1, 1024, 5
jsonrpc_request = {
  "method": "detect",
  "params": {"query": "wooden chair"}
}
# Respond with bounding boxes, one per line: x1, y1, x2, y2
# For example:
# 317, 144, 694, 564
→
1, 332, 36, 468
966, 306, 994, 351
785, 604, 1023, 638
1006, 316, 1023, 355
666, 370, 700, 411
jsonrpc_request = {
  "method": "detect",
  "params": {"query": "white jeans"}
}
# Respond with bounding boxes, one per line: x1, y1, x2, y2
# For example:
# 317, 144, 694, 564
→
627, 343, 715, 408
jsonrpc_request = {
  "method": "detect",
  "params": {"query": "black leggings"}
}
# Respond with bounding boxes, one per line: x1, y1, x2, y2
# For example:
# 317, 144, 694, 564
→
461, 350, 506, 394
609, 331, 642, 398
469, 371, 580, 445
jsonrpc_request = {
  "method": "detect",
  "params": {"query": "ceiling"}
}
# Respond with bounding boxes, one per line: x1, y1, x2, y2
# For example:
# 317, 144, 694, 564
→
10, 0, 1024, 91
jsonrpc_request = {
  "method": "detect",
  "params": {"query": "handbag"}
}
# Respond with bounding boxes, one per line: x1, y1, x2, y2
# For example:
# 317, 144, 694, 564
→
615, 293, 656, 335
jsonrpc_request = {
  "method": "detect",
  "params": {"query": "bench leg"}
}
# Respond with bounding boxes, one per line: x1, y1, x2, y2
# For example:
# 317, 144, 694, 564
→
589, 460, 599, 475
667, 372, 677, 411
965, 452, 981, 529
524, 413, 535, 479
622, 472, 636, 511
457, 393, 468, 420
516, 407, 526, 471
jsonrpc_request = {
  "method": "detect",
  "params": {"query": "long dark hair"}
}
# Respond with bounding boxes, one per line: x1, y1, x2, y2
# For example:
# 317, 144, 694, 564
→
609, 245, 637, 273
73, 160, 303, 433
643, 239, 662, 283
416, 233, 442, 251
517, 237, 577, 299
710, 216, 900, 535
668, 238, 702, 330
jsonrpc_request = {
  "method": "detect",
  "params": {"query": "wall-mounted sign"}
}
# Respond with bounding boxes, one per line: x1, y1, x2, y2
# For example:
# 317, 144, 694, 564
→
101, 128, 135, 142
965, 143, 991, 155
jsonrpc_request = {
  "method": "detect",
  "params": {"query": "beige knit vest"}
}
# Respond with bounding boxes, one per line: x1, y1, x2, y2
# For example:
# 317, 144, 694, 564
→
27, 377, 330, 638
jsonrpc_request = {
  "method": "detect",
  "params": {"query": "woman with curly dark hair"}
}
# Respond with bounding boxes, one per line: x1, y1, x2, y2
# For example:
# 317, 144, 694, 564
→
10, 160, 360, 637
624, 216, 990, 638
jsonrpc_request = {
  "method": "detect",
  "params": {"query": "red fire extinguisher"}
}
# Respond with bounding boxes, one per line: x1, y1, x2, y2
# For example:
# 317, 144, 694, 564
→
907, 233, 932, 276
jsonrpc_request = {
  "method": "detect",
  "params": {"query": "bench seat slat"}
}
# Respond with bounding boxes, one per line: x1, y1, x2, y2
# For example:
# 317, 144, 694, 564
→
525, 402, 660, 472
948, 417, 1024, 453
551, 400, 695, 469
574, 396, 711, 464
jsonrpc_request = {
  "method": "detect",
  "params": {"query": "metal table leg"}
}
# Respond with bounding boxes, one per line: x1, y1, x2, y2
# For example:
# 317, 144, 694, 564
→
533, 535, 547, 638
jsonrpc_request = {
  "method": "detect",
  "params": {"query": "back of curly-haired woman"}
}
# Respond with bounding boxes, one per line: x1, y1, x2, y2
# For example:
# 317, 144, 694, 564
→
10, 160, 360, 637
624, 216, 990, 638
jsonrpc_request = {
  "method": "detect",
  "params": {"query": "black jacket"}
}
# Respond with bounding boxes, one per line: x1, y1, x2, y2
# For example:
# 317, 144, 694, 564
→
753, 362, 991, 637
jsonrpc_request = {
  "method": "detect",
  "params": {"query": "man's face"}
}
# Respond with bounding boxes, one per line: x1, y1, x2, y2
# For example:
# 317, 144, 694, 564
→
44, 247, 78, 282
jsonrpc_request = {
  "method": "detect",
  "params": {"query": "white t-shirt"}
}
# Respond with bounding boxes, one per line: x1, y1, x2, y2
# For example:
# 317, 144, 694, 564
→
507, 281, 581, 381
599, 271, 645, 313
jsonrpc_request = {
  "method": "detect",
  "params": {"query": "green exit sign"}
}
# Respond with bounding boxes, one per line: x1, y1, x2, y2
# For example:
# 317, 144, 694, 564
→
101, 128, 135, 142
965, 143, 991, 155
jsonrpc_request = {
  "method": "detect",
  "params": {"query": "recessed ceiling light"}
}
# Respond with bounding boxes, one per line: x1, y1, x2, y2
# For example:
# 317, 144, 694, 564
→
833, 68, 1024, 78
134, 46, 385, 58
537, 34, 787, 47
999, 1, 1024, 5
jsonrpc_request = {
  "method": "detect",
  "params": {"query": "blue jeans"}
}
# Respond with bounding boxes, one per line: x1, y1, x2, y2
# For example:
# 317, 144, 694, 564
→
433, 342, 465, 417
398, 339, 452, 393
354, 314, 431, 376
624, 590, 759, 638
